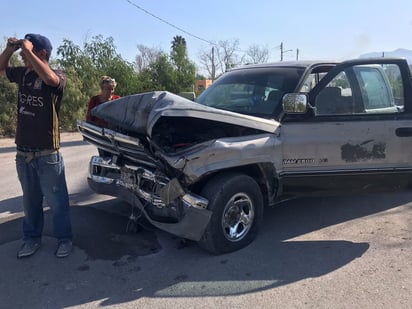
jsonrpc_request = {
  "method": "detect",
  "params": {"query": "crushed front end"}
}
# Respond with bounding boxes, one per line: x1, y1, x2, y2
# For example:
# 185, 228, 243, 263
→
77, 91, 280, 243
77, 120, 212, 241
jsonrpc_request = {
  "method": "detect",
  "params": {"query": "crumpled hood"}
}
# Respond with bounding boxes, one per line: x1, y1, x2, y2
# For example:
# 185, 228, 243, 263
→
91, 91, 280, 136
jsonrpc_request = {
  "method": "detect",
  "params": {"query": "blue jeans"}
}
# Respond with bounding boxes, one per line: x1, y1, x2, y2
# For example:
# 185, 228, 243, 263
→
16, 152, 72, 242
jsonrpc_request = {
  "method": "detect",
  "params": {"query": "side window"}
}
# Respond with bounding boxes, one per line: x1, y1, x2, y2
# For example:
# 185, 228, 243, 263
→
315, 71, 354, 115
315, 64, 404, 116
300, 72, 327, 92
357, 68, 392, 108
354, 64, 404, 113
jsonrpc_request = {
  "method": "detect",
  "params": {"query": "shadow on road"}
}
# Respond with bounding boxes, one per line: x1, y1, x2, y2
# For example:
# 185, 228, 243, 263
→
0, 189, 411, 307
0, 204, 160, 258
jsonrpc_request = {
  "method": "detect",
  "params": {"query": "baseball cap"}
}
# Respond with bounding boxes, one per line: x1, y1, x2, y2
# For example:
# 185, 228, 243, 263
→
24, 33, 52, 52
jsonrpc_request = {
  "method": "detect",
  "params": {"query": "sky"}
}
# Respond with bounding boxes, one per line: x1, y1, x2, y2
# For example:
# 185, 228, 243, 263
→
2, 0, 412, 67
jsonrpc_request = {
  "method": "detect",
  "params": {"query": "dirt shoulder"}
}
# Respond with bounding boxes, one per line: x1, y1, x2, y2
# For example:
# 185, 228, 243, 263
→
0, 132, 83, 148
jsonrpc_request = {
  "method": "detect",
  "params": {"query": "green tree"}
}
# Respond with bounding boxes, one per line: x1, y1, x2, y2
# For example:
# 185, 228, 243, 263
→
102, 56, 141, 96
171, 35, 186, 50
58, 66, 90, 131
149, 53, 176, 91
0, 78, 18, 136
56, 35, 142, 129
170, 35, 196, 93
0, 48, 22, 136
83, 35, 118, 71
57, 38, 97, 98
139, 36, 196, 94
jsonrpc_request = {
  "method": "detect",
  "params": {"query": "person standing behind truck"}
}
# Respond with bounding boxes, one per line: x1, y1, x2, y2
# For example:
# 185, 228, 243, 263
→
0, 33, 73, 258
86, 76, 120, 127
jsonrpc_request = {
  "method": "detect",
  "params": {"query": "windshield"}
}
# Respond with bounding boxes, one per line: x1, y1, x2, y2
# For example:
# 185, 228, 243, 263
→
196, 67, 305, 118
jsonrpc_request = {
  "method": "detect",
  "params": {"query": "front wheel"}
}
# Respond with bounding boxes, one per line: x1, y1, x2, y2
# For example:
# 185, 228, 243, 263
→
198, 173, 264, 254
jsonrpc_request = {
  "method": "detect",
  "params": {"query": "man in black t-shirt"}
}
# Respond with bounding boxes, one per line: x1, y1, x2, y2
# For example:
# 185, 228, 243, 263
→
0, 33, 73, 258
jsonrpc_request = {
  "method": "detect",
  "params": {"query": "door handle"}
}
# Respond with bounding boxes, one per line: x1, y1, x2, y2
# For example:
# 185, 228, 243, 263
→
396, 127, 412, 137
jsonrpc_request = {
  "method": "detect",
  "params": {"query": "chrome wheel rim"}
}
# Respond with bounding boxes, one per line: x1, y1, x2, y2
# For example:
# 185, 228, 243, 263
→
221, 192, 255, 241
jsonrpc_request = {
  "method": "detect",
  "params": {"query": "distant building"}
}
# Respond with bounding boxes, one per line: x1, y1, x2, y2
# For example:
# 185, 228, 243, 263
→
195, 79, 213, 95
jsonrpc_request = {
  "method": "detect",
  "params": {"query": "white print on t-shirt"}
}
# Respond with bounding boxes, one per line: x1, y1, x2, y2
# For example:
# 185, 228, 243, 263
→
34, 78, 42, 89
19, 106, 35, 116
18, 92, 44, 107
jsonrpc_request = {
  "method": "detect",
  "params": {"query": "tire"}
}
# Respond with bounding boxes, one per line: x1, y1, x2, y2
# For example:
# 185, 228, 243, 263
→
198, 173, 264, 254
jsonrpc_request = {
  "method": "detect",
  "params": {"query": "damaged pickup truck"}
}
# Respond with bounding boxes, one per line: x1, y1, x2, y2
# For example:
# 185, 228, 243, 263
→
77, 58, 412, 254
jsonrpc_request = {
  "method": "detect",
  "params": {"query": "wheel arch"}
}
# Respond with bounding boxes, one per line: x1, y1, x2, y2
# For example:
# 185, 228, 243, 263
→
189, 163, 279, 207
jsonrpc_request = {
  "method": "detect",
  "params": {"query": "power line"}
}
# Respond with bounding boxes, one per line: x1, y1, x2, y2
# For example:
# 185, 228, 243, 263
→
125, 0, 216, 46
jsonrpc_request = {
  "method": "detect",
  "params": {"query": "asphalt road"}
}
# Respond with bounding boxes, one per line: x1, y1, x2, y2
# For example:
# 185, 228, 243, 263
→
0, 133, 411, 308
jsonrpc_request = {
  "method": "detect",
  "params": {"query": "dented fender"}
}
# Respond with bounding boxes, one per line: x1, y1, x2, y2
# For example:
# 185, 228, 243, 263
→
157, 133, 282, 182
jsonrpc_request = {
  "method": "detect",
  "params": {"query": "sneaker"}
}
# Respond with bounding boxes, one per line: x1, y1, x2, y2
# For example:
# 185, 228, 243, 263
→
55, 240, 72, 258
17, 241, 41, 258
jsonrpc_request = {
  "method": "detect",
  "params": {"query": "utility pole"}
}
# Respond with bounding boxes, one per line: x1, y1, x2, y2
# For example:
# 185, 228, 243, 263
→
211, 47, 216, 81
280, 42, 283, 61
296, 48, 299, 61
280, 42, 292, 61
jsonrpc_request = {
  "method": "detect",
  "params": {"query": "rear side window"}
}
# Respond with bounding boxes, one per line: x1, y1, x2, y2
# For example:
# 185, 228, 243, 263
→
314, 64, 404, 116
354, 65, 403, 111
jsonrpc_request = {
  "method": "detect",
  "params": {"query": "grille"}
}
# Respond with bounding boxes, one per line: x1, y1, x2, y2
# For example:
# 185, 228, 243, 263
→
77, 120, 158, 168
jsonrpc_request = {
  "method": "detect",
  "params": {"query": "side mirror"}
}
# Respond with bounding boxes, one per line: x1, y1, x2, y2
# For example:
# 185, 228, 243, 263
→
282, 93, 308, 114
178, 92, 196, 101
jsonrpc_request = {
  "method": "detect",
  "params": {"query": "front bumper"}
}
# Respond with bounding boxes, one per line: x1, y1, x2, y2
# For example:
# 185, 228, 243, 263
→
78, 121, 212, 241
88, 157, 212, 241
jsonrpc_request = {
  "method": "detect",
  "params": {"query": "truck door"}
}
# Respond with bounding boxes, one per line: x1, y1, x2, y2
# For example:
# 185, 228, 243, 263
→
280, 59, 412, 194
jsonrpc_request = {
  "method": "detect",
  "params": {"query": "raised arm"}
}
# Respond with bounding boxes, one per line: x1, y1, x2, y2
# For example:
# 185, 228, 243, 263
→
19, 39, 60, 87
0, 37, 19, 77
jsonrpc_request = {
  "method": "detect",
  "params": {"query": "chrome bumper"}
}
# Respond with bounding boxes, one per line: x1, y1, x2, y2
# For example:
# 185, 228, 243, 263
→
88, 156, 211, 241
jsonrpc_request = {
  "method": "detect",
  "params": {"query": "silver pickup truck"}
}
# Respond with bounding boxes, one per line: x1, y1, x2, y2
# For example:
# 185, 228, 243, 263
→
77, 58, 412, 254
